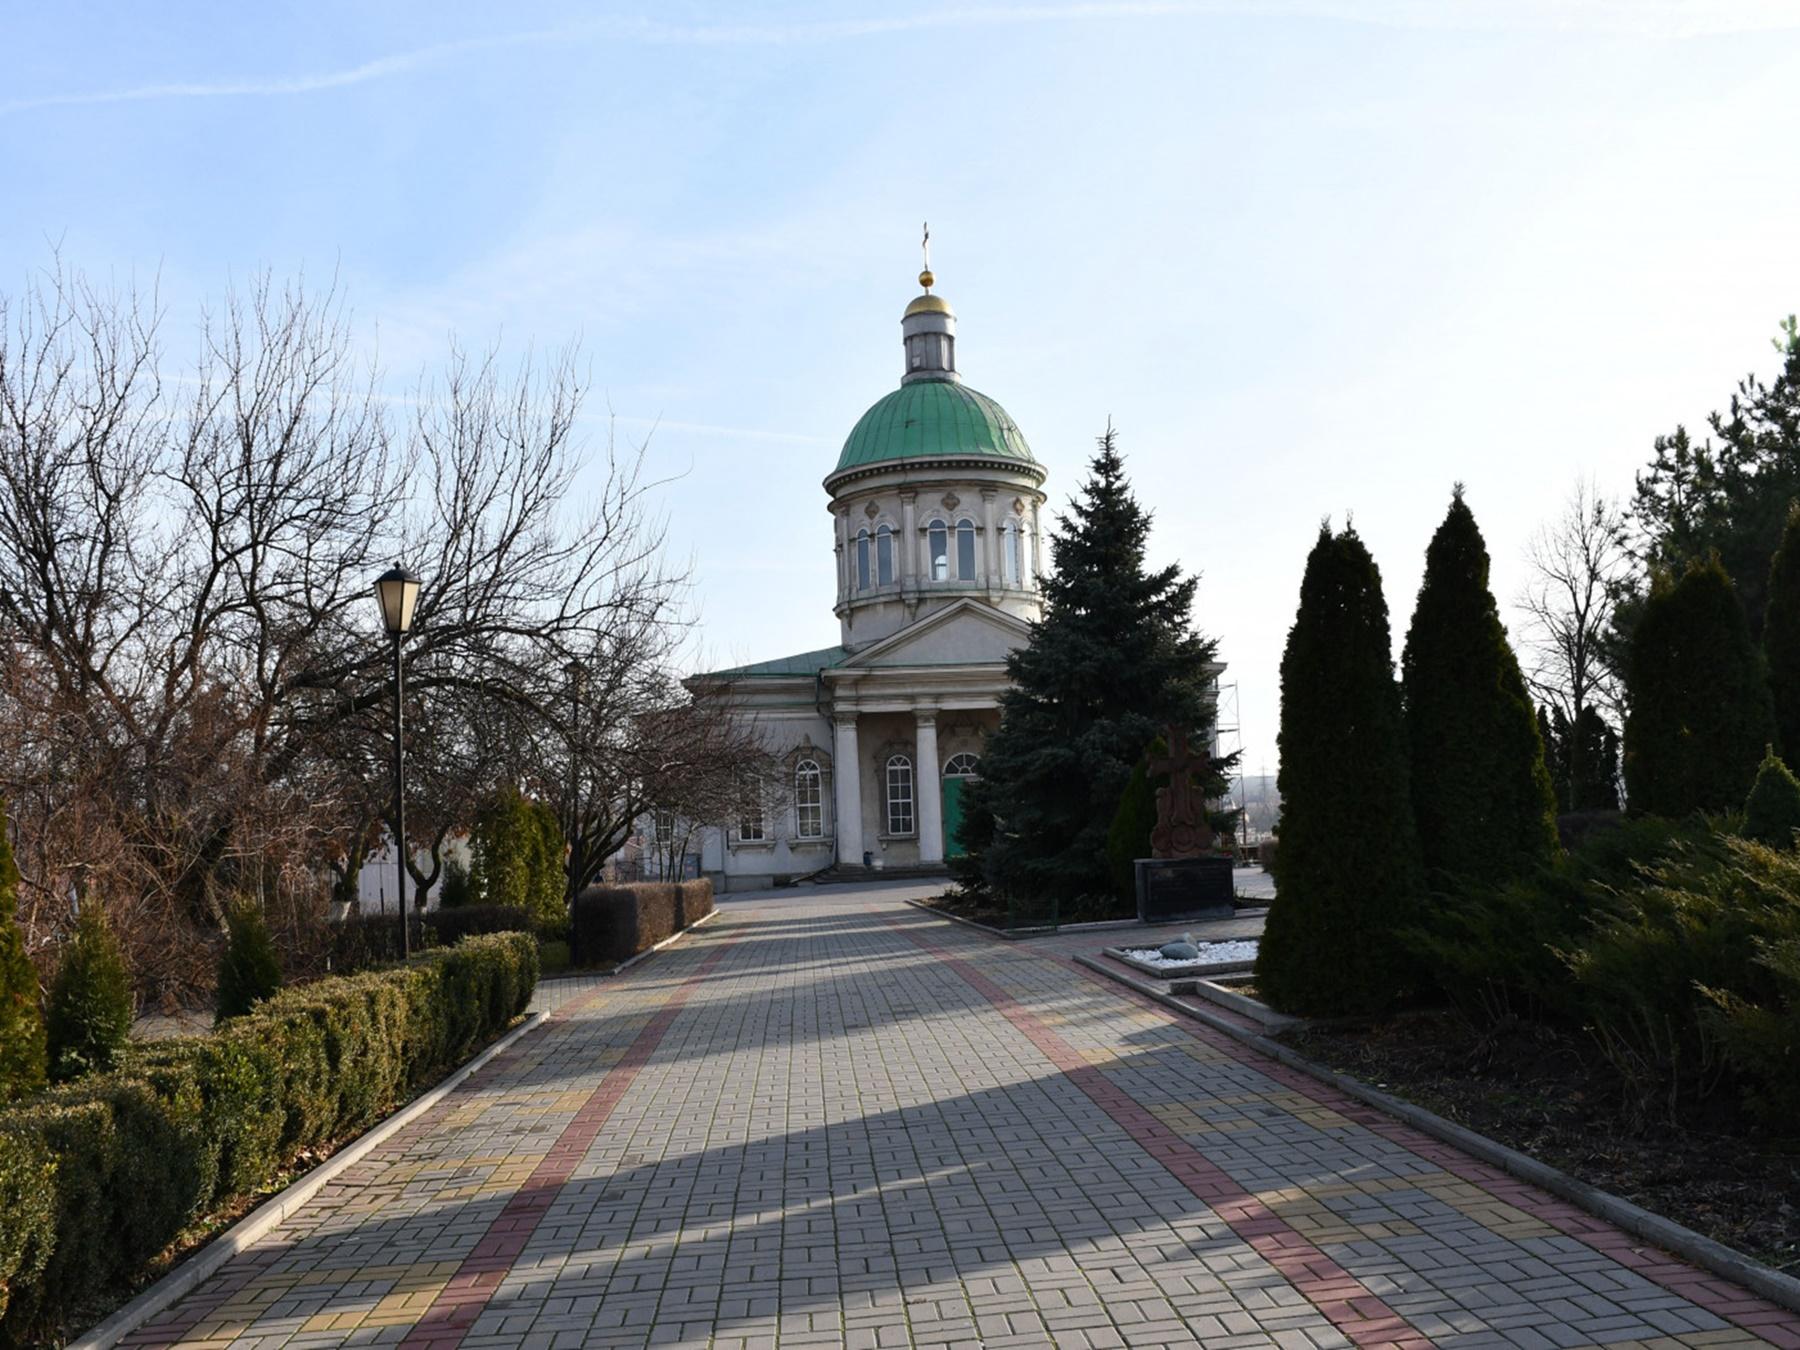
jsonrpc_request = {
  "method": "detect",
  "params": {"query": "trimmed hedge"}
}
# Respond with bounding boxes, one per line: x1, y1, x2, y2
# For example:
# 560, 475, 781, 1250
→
0, 932, 537, 1345
572, 880, 713, 966
425, 904, 532, 946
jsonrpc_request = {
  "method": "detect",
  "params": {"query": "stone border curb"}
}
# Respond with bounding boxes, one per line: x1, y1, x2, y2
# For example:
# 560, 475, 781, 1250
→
71, 1009, 551, 1350
1072, 953, 1800, 1317
901, 897, 1144, 941
1165, 973, 1304, 1030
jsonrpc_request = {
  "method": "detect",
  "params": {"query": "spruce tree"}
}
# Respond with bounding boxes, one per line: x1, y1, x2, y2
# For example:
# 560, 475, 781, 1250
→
976, 427, 1227, 912
1624, 555, 1775, 816
0, 798, 46, 1102
45, 900, 133, 1081
1402, 489, 1558, 884
1255, 525, 1424, 1016
1764, 503, 1800, 763
1744, 746, 1800, 846
1539, 706, 1570, 811
215, 900, 283, 1022
1570, 706, 1621, 811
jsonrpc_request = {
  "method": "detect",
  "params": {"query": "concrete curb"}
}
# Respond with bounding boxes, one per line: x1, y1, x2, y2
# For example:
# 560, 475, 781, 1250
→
71, 1008, 552, 1350
1072, 953, 1800, 1317
901, 897, 1145, 941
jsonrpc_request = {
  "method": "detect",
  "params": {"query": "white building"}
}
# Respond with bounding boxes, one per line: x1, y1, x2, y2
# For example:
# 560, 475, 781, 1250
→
687, 264, 1054, 890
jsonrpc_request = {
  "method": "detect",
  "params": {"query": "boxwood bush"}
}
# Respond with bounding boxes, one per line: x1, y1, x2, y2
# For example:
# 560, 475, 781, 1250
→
0, 931, 537, 1346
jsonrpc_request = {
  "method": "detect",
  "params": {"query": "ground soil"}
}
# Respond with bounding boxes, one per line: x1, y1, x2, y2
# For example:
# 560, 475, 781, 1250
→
1287, 1011, 1800, 1270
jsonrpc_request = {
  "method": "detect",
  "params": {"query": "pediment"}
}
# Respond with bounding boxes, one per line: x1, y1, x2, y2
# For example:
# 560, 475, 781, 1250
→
841, 599, 1031, 670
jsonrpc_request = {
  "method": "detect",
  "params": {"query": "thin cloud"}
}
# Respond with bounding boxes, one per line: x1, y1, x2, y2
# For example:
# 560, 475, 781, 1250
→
9, 1, 1800, 115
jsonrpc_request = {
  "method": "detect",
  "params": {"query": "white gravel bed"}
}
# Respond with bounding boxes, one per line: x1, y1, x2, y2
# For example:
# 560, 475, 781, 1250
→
1116, 939, 1259, 971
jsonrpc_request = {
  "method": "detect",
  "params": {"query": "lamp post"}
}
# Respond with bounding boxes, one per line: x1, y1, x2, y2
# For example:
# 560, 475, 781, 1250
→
373, 564, 422, 960
564, 659, 584, 964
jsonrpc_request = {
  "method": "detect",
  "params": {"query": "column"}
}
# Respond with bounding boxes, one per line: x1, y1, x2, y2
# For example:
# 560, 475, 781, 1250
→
981, 489, 999, 591
833, 507, 847, 601
915, 710, 944, 863
833, 714, 864, 866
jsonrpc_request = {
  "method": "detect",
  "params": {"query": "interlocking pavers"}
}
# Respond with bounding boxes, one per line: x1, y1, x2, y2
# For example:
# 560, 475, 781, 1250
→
115, 886, 1800, 1350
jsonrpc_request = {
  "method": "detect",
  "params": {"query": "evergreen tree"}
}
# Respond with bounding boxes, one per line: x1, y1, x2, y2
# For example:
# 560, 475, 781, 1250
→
1623, 555, 1776, 816
1627, 317, 1800, 639
975, 427, 1227, 912
1256, 525, 1425, 1016
1744, 746, 1800, 846
1402, 489, 1558, 884
0, 798, 46, 1102
1763, 502, 1800, 763
1539, 706, 1569, 811
1570, 706, 1622, 811
45, 901, 133, 1081
470, 787, 567, 931
215, 900, 283, 1022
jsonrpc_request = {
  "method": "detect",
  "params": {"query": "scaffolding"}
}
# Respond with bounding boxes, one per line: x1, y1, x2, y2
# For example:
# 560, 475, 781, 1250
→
1210, 680, 1246, 851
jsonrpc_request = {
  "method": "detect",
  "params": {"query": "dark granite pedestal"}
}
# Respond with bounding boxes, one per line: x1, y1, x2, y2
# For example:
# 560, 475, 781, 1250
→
1134, 856, 1235, 923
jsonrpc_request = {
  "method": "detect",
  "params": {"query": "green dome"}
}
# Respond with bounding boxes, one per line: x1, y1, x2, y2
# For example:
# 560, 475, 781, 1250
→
832, 380, 1035, 479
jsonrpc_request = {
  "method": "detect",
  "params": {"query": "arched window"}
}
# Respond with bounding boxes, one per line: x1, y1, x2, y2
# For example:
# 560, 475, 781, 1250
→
944, 752, 981, 779
885, 754, 915, 835
955, 518, 977, 581
855, 528, 872, 591
794, 759, 824, 839
875, 524, 895, 586
1001, 520, 1022, 585
926, 519, 949, 581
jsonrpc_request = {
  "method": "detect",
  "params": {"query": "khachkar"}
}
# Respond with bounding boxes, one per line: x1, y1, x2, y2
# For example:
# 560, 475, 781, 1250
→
1136, 727, 1235, 922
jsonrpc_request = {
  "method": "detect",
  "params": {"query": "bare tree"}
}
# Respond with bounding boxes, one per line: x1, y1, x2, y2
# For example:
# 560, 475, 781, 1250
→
1516, 479, 1632, 809
0, 261, 690, 995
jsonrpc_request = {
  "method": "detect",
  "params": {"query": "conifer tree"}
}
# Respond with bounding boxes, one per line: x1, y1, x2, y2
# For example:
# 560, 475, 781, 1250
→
1402, 489, 1558, 884
976, 427, 1227, 912
1744, 745, 1800, 846
215, 900, 283, 1022
1624, 555, 1775, 816
45, 901, 133, 1081
0, 798, 46, 1102
1256, 525, 1424, 1016
1763, 503, 1800, 763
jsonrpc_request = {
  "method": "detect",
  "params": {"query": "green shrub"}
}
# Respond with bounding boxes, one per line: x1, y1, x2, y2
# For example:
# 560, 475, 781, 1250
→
216, 901, 283, 1022
1406, 813, 1723, 1026
329, 912, 404, 972
1744, 746, 1800, 847
0, 799, 46, 1105
0, 931, 536, 1344
538, 940, 571, 974
425, 904, 532, 947
0, 1125, 54, 1329
1564, 833, 1795, 1123
1764, 503, 1800, 765
45, 903, 133, 1083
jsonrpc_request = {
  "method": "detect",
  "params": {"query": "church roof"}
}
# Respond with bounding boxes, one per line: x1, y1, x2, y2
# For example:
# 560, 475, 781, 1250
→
697, 645, 849, 680
832, 380, 1035, 478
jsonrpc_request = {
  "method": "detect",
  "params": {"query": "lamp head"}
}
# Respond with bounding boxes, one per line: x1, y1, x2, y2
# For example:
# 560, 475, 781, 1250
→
373, 563, 422, 635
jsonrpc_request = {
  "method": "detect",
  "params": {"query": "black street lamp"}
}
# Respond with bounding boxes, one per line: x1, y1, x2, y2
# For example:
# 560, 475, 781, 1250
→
373, 563, 422, 959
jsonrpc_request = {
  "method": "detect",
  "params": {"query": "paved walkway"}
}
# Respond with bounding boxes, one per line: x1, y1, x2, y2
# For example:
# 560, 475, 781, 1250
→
122, 886, 1800, 1350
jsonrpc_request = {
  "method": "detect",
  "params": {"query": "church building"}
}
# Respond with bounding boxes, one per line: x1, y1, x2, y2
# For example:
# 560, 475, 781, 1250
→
687, 262, 1051, 890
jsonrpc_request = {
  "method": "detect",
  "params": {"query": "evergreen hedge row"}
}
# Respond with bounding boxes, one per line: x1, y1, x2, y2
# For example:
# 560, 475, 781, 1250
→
572, 880, 714, 965
0, 932, 537, 1344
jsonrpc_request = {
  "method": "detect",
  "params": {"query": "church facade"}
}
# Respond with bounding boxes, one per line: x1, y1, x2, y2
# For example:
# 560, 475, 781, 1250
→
686, 266, 1052, 890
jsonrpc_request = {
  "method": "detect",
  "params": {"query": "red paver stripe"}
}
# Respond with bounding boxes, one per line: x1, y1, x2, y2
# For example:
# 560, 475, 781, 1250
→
891, 921, 1436, 1350
395, 933, 740, 1349
1060, 950, 1800, 1339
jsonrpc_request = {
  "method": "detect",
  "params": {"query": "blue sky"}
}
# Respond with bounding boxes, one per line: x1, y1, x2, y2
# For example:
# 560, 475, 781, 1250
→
8, 1, 1800, 773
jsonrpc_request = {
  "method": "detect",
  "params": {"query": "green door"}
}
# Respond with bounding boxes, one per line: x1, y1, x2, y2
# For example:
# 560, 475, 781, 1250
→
942, 776, 967, 858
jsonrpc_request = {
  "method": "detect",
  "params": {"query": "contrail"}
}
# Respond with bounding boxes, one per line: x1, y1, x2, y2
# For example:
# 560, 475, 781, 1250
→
8, 2, 1799, 115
